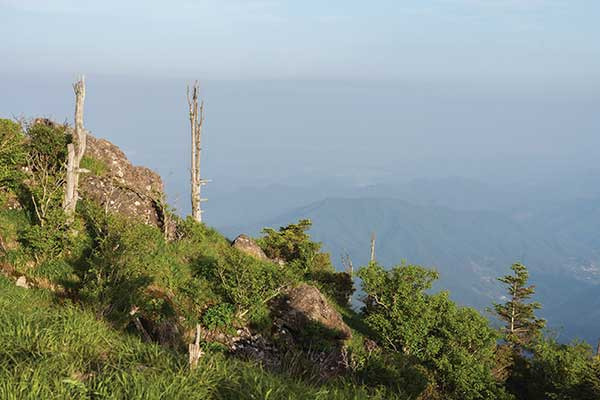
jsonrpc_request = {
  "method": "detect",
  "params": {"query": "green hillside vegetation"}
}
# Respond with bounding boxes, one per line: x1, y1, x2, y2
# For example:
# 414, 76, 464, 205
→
1, 118, 600, 399
228, 197, 600, 343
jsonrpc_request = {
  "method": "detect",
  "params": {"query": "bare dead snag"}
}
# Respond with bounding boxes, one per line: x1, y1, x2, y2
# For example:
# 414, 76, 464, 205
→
188, 324, 204, 370
341, 252, 353, 276
370, 232, 376, 263
63, 76, 88, 218
187, 82, 209, 223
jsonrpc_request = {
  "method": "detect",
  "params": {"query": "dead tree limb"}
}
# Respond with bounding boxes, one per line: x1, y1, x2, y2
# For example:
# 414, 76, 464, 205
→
63, 76, 87, 217
341, 252, 353, 276
187, 82, 208, 223
188, 324, 204, 370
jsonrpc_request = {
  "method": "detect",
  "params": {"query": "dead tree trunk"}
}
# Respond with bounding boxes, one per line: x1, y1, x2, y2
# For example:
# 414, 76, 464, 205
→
187, 82, 208, 222
188, 324, 204, 370
63, 76, 87, 217
370, 232, 376, 263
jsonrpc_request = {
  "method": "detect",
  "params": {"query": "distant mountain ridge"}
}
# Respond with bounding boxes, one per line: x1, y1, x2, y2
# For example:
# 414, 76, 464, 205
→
223, 196, 600, 344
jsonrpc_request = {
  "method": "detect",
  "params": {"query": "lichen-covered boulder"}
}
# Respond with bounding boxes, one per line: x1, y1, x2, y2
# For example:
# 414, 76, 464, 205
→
232, 234, 268, 261
271, 283, 352, 340
80, 135, 165, 226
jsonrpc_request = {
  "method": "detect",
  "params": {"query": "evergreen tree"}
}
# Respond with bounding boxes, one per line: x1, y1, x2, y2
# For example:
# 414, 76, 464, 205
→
494, 263, 545, 350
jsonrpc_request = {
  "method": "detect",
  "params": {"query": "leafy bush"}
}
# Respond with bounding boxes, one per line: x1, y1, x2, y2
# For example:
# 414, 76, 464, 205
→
176, 216, 228, 246
258, 219, 334, 275
25, 121, 69, 168
257, 219, 355, 306
16, 121, 70, 232
358, 262, 507, 400
202, 303, 235, 331
310, 270, 355, 306
77, 205, 184, 329
194, 245, 295, 317
0, 119, 26, 193
19, 208, 73, 261
508, 338, 600, 400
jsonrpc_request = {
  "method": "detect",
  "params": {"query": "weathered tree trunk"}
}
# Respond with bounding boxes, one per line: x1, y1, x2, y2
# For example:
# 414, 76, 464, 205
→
187, 82, 207, 222
370, 232, 376, 262
188, 324, 203, 369
63, 77, 87, 217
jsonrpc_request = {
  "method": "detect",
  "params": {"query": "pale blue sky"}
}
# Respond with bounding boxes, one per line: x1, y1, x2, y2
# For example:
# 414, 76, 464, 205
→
1, 1, 599, 217
2, 0, 599, 84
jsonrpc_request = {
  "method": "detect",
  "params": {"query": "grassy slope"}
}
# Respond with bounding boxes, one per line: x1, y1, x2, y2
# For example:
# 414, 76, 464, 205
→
0, 209, 401, 400
0, 275, 394, 400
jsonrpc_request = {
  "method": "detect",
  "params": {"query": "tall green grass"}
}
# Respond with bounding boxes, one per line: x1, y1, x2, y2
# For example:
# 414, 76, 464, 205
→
0, 276, 400, 399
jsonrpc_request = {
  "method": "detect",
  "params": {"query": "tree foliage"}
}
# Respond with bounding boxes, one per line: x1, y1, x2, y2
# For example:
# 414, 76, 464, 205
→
358, 262, 508, 400
195, 245, 294, 316
508, 338, 600, 400
0, 119, 26, 194
258, 219, 355, 305
258, 219, 333, 275
13, 121, 74, 261
77, 203, 177, 327
494, 263, 545, 350
21, 121, 70, 225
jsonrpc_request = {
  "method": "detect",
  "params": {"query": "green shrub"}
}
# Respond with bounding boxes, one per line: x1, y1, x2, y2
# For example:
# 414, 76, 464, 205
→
19, 208, 73, 261
0, 119, 26, 193
25, 121, 69, 168
176, 216, 228, 247
77, 206, 178, 327
202, 303, 235, 331
310, 270, 355, 306
508, 338, 600, 400
358, 262, 507, 400
18, 121, 69, 228
195, 246, 295, 316
258, 219, 334, 276
247, 303, 272, 332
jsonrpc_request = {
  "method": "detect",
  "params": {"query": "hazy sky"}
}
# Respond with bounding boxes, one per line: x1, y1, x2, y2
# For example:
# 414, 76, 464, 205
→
2, 1, 599, 84
2, 1, 600, 217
